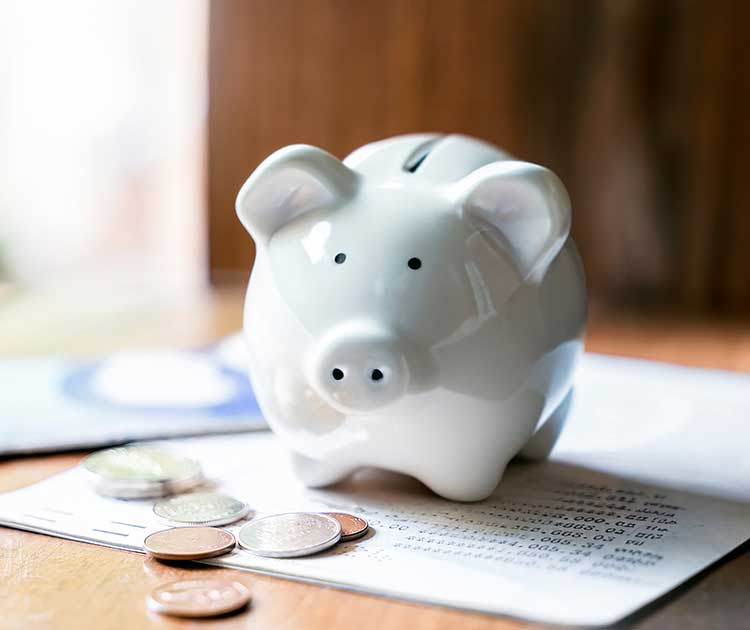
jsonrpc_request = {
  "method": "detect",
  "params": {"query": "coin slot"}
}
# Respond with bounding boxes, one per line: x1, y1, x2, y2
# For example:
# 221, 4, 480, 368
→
404, 152, 428, 173
403, 138, 442, 173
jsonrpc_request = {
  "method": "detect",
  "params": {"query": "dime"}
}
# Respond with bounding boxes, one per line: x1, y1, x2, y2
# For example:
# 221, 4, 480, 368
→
237, 512, 341, 558
153, 492, 250, 526
323, 512, 369, 541
143, 527, 236, 561
83, 446, 202, 483
147, 579, 250, 618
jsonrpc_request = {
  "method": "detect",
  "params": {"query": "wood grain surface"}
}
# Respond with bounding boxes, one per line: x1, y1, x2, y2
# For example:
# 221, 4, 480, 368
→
1, 288, 749, 630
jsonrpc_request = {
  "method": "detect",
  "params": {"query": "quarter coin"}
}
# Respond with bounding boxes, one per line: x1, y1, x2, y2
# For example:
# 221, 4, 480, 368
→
323, 512, 369, 541
237, 512, 341, 558
143, 527, 236, 561
83, 446, 202, 483
147, 579, 250, 618
154, 492, 251, 526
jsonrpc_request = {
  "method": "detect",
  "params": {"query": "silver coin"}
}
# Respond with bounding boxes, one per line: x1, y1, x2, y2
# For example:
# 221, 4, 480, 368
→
94, 481, 168, 500
154, 492, 251, 526
237, 512, 341, 558
93, 472, 205, 500
83, 446, 202, 483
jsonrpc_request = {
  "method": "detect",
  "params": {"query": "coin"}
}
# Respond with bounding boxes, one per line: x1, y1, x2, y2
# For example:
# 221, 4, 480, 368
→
143, 527, 236, 561
237, 512, 341, 558
83, 446, 204, 499
153, 492, 250, 526
83, 447, 202, 483
147, 579, 250, 618
323, 512, 369, 541
93, 473, 205, 500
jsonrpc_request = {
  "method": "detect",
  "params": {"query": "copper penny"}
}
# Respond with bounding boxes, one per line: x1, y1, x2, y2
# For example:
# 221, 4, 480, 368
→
147, 579, 250, 618
323, 512, 369, 541
144, 526, 235, 561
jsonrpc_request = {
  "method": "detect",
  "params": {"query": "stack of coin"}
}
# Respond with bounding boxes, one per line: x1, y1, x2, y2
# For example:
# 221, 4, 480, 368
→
82, 446, 204, 499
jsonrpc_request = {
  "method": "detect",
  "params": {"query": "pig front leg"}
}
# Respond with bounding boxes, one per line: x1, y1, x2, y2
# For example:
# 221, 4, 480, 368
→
519, 388, 573, 460
290, 451, 356, 488
415, 456, 511, 502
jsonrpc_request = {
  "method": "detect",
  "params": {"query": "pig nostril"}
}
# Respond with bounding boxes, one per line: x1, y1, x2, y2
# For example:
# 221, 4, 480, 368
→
370, 369, 384, 382
331, 368, 345, 381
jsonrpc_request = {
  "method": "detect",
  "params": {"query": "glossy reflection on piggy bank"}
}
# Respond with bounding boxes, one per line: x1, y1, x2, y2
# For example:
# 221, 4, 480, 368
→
237, 134, 586, 501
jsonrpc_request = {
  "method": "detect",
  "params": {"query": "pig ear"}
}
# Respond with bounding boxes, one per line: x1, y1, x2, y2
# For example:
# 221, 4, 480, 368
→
455, 161, 571, 280
236, 145, 359, 243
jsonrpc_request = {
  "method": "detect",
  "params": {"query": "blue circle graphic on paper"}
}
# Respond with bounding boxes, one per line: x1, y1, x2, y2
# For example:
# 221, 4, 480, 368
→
61, 358, 260, 419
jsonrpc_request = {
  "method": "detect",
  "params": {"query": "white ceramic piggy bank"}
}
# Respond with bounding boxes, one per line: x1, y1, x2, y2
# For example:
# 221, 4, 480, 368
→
237, 134, 586, 501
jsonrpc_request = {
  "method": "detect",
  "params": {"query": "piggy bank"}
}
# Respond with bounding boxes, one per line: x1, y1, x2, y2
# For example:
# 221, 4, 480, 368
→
236, 134, 586, 501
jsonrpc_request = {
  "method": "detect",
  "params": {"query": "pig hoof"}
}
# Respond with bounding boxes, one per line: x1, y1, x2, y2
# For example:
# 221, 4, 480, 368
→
520, 388, 573, 460
419, 465, 508, 502
290, 451, 353, 487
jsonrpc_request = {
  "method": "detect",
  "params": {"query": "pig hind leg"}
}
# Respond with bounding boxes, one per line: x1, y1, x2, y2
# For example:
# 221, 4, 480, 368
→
290, 451, 355, 487
518, 388, 573, 460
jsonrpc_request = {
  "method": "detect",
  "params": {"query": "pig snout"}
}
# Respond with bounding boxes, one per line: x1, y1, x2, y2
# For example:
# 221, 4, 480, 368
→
307, 320, 410, 414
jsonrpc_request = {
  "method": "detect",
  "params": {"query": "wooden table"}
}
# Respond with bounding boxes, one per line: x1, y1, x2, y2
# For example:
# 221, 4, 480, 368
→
2, 287, 749, 630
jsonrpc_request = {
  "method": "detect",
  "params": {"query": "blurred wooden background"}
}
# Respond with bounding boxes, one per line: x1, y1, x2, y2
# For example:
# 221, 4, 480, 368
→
208, 0, 750, 314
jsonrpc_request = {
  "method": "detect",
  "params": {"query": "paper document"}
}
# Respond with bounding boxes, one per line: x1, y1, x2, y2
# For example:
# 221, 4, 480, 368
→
0, 335, 265, 455
1, 354, 749, 626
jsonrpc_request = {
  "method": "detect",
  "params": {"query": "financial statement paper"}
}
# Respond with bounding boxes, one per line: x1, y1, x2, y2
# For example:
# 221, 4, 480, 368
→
1, 353, 749, 627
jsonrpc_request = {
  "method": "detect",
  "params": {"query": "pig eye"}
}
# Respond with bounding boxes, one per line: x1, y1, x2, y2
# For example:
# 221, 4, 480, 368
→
407, 257, 422, 270
334, 252, 346, 264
